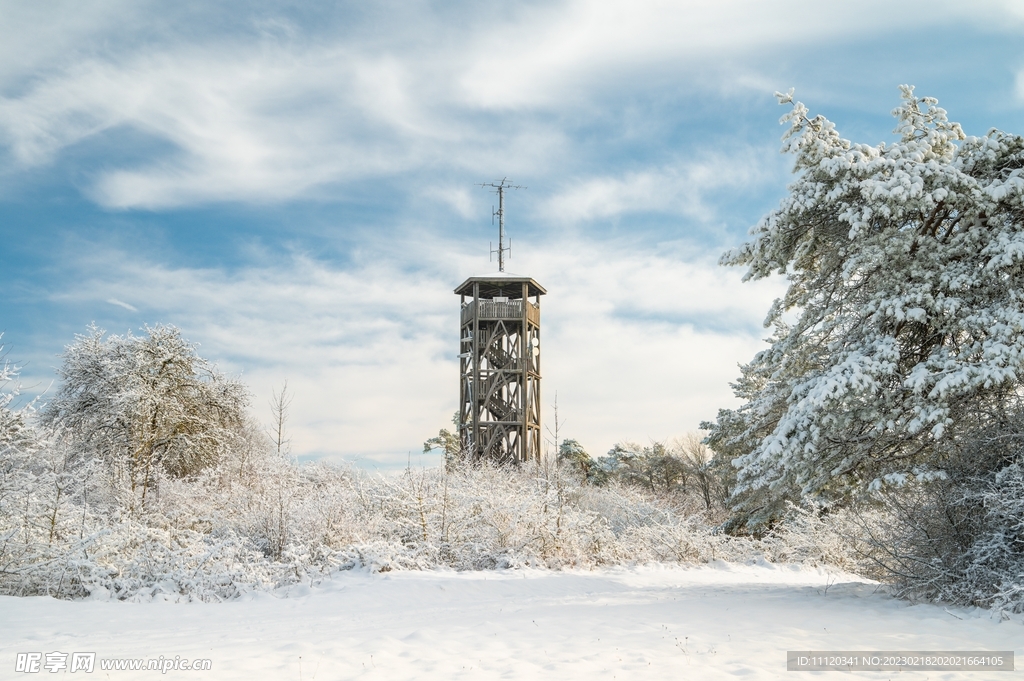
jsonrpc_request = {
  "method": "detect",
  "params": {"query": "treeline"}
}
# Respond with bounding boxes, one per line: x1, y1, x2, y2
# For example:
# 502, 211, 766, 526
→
1, 326, 862, 602
426, 429, 728, 513
4, 321, 1023, 612
555, 437, 725, 512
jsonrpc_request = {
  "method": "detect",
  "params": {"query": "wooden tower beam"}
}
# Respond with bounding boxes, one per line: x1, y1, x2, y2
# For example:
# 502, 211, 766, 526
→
455, 276, 546, 464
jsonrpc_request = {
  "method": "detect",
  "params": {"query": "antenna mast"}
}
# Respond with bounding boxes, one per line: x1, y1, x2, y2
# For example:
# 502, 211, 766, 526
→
480, 178, 525, 272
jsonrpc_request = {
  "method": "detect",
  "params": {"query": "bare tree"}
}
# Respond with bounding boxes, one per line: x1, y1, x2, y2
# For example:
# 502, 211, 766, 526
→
545, 391, 565, 460
677, 433, 719, 511
269, 381, 292, 457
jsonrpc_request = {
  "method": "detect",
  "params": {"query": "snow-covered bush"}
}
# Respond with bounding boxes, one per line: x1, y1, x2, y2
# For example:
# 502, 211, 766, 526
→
855, 421, 1024, 613
39, 325, 251, 510
588, 437, 728, 516
1, 446, 866, 601
762, 503, 870, 572
965, 462, 1024, 612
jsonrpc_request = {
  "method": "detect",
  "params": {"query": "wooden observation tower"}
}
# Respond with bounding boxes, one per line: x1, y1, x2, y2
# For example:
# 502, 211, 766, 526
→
455, 180, 546, 464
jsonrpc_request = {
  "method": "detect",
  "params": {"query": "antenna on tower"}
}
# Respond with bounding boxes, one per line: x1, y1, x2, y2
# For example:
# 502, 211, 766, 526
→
479, 177, 525, 272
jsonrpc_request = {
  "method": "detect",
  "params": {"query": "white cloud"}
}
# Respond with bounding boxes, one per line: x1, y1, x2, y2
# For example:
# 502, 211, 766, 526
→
456, 0, 1023, 109
543, 150, 779, 223
1, 47, 427, 203
106, 298, 138, 312
523, 239, 784, 456
0, 1, 153, 85
1, 0, 1020, 208
0, 40, 571, 208
427, 185, 478, 219
998, 0, 1024, 22
46, 234, 783, 468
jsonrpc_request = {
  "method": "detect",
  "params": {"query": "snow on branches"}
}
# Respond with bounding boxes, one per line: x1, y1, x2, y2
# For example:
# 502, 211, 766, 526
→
710, 86, 1024, 505
39, 325, 250, 509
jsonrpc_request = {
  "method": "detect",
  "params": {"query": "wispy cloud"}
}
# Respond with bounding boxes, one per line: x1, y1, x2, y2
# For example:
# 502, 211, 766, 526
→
1, 0, 1020, 208
425, 185, 478, 219
106, 298, 138, 312
457, 0, 1023, 109
543, 150, 779, 224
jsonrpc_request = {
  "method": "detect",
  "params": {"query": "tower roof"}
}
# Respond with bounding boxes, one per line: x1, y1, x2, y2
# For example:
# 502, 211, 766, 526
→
454, 273, 546, 299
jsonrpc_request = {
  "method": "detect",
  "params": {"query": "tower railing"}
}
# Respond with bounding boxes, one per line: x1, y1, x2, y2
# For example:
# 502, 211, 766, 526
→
461, 300, 539, 325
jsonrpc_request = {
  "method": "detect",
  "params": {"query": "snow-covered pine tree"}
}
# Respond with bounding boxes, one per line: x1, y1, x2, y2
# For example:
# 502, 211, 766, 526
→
706, 86, 1024, 526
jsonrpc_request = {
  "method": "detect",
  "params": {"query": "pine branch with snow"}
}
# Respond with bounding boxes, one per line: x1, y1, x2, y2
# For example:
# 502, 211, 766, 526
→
710, 85, 1024, 509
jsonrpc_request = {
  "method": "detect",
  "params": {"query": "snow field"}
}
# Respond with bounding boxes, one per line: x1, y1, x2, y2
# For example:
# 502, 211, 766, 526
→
2, 562, 1019, 681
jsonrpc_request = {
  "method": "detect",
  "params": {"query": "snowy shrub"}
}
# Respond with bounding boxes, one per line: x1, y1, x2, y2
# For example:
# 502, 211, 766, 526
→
857, 425, 1024, 613
966, 462, 1024, 612
316, 463, 617, 571
39, 324, 250, 511
588, 436, 729, 517
762, 503, 870, 572
0, 327, 868, 602
0, 445, 866, 601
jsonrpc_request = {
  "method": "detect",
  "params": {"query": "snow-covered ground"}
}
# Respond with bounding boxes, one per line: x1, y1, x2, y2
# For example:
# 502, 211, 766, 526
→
1, 562, 1019, 680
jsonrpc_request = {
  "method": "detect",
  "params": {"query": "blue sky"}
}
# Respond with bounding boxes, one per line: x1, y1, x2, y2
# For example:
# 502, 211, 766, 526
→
3, 0, 1024, 468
